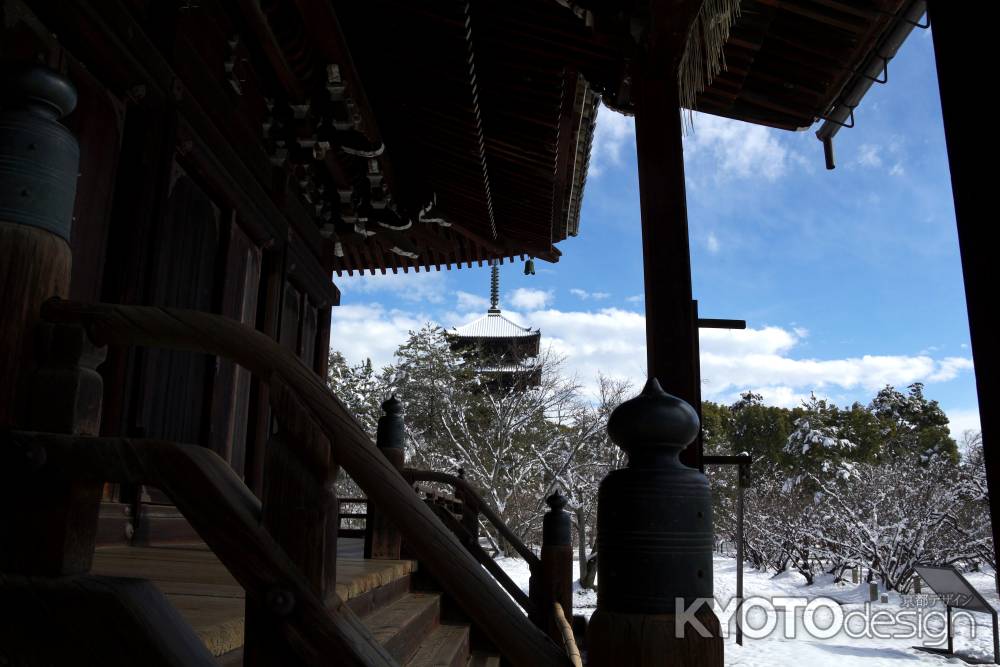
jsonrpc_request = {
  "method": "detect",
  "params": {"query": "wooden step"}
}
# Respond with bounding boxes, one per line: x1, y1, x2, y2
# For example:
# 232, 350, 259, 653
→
405, 624, 470, 667
90, 542, 416, 657
362, 592, 441, 663
468, 653, 501, 667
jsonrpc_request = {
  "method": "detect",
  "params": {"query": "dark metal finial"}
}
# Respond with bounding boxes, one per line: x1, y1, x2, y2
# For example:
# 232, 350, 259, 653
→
1, 65, 78, 119
596, 378, 714, 613
606, 377, 700, 461
376, 394, 405, 450
0, 66, 80, 242
546, 489, 568, 511
382, 393, 402, 415
543, 488, 571, 546
489, 262, 500, 311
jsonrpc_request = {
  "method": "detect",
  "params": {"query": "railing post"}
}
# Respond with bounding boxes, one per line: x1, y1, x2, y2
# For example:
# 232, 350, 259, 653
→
456, 467, 480, 544
587, 378, 723, 666
365, 395, 405, 559
0, 66, 103, 576
531, 490, 573, 641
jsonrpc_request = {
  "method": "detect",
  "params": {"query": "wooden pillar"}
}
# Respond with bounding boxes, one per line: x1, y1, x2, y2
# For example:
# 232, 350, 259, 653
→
245, 383, 337, 666
247, 247, 286, 496
588, 379, 723, 666
633, 56, 700, 468
0, 66, 106, 576
532, 490, 574, 641
315, 303, 333, 378
927, 0, 1000, 586
364, 395, 405, 559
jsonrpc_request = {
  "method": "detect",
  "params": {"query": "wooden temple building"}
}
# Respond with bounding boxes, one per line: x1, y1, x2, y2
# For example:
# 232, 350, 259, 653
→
0, 0, 991, 665
448, 264, 543, 389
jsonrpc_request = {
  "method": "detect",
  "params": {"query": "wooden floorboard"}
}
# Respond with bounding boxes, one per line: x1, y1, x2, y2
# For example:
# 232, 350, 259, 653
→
91, 538, 414, 656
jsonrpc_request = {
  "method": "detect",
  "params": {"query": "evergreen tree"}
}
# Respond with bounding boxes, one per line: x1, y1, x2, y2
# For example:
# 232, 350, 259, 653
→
727, 391, 796, 464
870, 383, 958, 463
783, 393, 856, 488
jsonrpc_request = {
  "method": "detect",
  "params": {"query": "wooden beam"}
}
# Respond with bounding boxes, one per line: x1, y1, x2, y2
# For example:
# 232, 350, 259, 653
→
632, 63, 699, 430
698, 318, 747, 329
928, 0, 998, 589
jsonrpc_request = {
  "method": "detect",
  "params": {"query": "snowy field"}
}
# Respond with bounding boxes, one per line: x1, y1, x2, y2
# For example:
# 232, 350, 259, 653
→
496, 556, 1000, 665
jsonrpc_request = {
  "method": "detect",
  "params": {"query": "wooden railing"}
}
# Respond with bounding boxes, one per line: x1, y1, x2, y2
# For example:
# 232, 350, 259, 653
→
8, 430, 394, 666
402, 469, 575, 644
338, 497, 368, 539
404, 469, 542, 616
40, 299, 571, 666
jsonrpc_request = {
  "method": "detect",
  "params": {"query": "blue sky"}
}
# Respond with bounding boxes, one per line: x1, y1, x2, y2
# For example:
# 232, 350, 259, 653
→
330, 27, 981, 440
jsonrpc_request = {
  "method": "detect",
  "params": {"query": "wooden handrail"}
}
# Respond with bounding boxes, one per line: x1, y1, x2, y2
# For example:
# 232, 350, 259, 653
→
403, 468, 541, 569
553, 603, 583, 667
41, 299, 570, 667
423, 499, 535, 615
6, 431, 393, 666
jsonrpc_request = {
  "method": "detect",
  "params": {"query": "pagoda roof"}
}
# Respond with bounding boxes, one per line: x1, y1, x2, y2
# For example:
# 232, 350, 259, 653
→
450, 309, 540, 340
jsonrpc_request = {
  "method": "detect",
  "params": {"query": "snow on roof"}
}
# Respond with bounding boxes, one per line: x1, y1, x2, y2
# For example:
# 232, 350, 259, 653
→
478, 362, 542, 374
450, 309, 540, 339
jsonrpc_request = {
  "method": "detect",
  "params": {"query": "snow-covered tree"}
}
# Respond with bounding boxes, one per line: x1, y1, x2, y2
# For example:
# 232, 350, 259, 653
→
536, 374, 631, 586
783, 394, 856, 489
326, 350, 392, 515
870, 383, 958, 463
808, 455, 982, 592
955, 431, 993, 570
387, 326, 581, 553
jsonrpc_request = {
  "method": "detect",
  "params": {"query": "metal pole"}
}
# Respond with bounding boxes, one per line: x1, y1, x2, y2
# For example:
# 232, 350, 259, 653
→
736, 462, 745, 646
992, 610, 998, 665
947, 605, 953, 654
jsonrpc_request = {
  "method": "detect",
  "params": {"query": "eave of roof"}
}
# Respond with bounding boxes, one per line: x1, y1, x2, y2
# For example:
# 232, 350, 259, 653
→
449, 310, 540, 340
324, 0, 916, 276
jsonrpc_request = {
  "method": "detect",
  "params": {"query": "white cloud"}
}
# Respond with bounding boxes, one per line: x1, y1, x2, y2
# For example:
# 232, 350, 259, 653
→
338, 270, 448, 304
626, 294, 644, 304
946, 407, 981, 444
330, 303, 975, 409
684, 113, 801, 182
455, 290, 489, 312
857, 143, 883, 168
927, 356, 975, 382
589, 106, 635, 177
706, 232, 721, 254
329, 303, 430, 370
570, 288, 611, 301
857, 138, 908, 176
509, 288, 553, 310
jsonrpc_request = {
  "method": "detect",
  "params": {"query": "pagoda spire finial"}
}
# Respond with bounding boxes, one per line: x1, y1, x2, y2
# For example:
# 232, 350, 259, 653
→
489, 261, 500, 312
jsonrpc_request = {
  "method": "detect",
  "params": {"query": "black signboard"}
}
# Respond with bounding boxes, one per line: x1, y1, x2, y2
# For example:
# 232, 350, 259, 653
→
914, 565, 998, 664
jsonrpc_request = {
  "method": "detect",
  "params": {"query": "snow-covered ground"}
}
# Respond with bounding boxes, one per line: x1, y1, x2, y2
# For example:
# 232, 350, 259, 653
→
496, 555, 1000, 665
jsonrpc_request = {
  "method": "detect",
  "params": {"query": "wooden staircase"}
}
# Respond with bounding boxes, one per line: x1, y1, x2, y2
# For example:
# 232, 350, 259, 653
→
17, 301, 572, 666
91, 539, 499, 666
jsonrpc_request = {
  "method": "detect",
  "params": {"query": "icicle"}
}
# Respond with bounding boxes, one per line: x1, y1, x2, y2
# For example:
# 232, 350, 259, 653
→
677, 0, 742, 131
